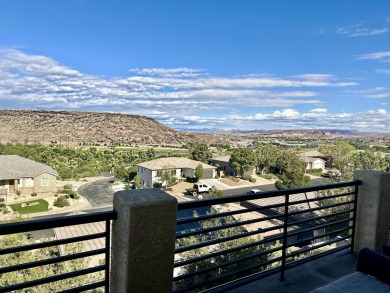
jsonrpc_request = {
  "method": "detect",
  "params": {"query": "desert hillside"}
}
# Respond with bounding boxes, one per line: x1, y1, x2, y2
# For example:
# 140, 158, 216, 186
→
0, 110, 218, 146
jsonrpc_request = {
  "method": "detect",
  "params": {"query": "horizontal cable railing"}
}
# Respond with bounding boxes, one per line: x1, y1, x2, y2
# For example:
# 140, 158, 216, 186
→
173, 180, 361, 293
0, 210, 117, 293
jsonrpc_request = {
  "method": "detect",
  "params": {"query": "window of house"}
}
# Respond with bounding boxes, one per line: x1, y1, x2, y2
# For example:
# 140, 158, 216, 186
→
41, 178, 50, 187
171, 170, 176, 176
0, 180, 5, 187
20, 178, 32, 187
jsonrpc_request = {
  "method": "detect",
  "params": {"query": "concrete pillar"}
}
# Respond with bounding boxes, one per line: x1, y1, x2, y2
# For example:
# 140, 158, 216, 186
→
110, 189, 177, 293
353, 170, 390, 252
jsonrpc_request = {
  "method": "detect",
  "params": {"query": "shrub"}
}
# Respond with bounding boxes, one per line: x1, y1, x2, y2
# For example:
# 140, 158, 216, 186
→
63, 183, 73, 190
186, 177, 197, 183
215, 175, 220, 179
54, 193, 59, 197
242, 174, 252, 181
209, 188, 224, 198
0, 203, 6, 208
53, 195, 70, 207
64, 194, 70, 199
128, 171, 137, 181
306, 168, 323, 174
31, 192, 38, 197
250, 177, 257, 183
0, 198, 5, 203
61, 189, 79, 199
153, 182, 162, 188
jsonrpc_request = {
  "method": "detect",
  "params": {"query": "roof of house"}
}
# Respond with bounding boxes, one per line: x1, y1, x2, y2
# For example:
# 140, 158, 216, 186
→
210, 155, 231, 163
303, 157, 326, 163
299, 150, 325, 158
0, 155, 58, 180
137, 157, 216, 170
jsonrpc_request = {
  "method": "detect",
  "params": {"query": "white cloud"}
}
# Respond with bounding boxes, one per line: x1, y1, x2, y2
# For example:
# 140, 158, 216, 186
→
156, 109, 390, 132
309, 108, 327, 113
356, 51, 390, 60
344, 87, 390, 99
375, 69, 390, 74
3, 48, 387, 131
0, 48, 358, 115
337, 23, 389, 37
129, 67, 207, 77
272, 109, 300, 118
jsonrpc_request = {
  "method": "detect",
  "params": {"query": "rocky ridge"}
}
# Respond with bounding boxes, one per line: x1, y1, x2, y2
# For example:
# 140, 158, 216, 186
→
0, 110, 217, 146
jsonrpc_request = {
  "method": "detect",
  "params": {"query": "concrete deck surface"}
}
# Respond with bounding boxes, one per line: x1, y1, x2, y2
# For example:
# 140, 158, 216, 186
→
227, 249, 357, 293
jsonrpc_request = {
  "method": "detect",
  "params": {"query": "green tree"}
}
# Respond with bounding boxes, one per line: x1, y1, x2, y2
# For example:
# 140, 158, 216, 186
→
113, 165, 128, 179
195, 163, 204, 181
319, 142, 355, 178
189, 143, 212, 163
157, 165, 177, 189
133, 175, 142, 189
0, 225, 103, 292
255, 144, 279, 174
175, 213, 299, 291
274, 150, 310, 190
229, 148, 256, 177
275, 172, 310, 190
146, 148, 156, 160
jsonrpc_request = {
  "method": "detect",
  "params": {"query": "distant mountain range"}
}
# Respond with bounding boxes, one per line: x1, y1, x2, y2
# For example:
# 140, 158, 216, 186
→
211, 128, 388, 138
0, 110, 220, 146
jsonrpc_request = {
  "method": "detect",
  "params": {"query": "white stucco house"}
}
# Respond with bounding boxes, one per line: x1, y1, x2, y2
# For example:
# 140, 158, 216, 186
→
299, 150, 326, 171
136, 157, 216, 188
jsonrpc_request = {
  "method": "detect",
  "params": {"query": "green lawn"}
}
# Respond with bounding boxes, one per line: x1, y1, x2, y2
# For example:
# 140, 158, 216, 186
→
9, 199, 49, 214
260, 174, 279, 180
307, 172, 323, 177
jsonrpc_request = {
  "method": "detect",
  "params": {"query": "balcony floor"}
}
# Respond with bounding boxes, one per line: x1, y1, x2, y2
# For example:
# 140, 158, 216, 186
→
227, 249, 357, 293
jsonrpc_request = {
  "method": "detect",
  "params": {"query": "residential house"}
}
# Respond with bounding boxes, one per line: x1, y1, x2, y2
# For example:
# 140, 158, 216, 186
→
210, 155, 255, 176
136, 157, 216, 188
299, 150, 326, 171
0, 155, 58, 197
210, 155, 237, 176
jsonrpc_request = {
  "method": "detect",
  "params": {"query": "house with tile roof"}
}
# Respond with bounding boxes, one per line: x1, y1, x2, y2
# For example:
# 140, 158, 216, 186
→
0, 155, 58, 197
299, 150, 326, 171
137, 157, 216, 188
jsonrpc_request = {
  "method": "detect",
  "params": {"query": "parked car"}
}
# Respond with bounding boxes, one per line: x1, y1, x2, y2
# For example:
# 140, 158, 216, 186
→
185, 183, 212, 199
247, 189, 262, 194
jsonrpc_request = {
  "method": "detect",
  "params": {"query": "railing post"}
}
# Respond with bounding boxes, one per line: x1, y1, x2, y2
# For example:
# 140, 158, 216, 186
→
104, 219, 111, 292
353, 170, 390, 253
280, 193, 290, 281
349, 183, 359, 254
109, 189, 177, 293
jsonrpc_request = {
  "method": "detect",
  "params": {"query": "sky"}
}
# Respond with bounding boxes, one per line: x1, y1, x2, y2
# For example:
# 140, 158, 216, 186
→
0, 1, 389, 132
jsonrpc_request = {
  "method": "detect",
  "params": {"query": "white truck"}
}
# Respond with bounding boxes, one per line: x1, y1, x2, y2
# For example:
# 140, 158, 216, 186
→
185, 183, 212, 199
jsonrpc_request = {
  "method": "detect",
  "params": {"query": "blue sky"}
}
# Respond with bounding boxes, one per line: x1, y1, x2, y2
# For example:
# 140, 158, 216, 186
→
0, 1, 389, 132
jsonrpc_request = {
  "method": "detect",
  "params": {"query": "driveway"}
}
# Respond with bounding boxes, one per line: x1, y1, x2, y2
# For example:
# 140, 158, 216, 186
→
78, 177, 115, 207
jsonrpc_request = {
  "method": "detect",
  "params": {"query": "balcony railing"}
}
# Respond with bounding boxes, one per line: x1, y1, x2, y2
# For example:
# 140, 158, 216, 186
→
2, 170, 389, 292
0, 210, 117, 292
174, 180, 361, 292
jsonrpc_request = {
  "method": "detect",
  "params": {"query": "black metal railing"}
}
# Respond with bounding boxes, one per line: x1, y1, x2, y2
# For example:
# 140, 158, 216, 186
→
0, 210, 117, 292
174, 180, 361, 292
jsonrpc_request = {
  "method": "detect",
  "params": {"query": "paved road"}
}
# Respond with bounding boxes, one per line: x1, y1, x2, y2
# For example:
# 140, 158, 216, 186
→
78, 177, 115, 207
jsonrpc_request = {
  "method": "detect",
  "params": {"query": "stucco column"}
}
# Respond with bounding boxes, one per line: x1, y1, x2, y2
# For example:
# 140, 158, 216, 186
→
353, 170, 390, 252
110, 189, 177, 293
